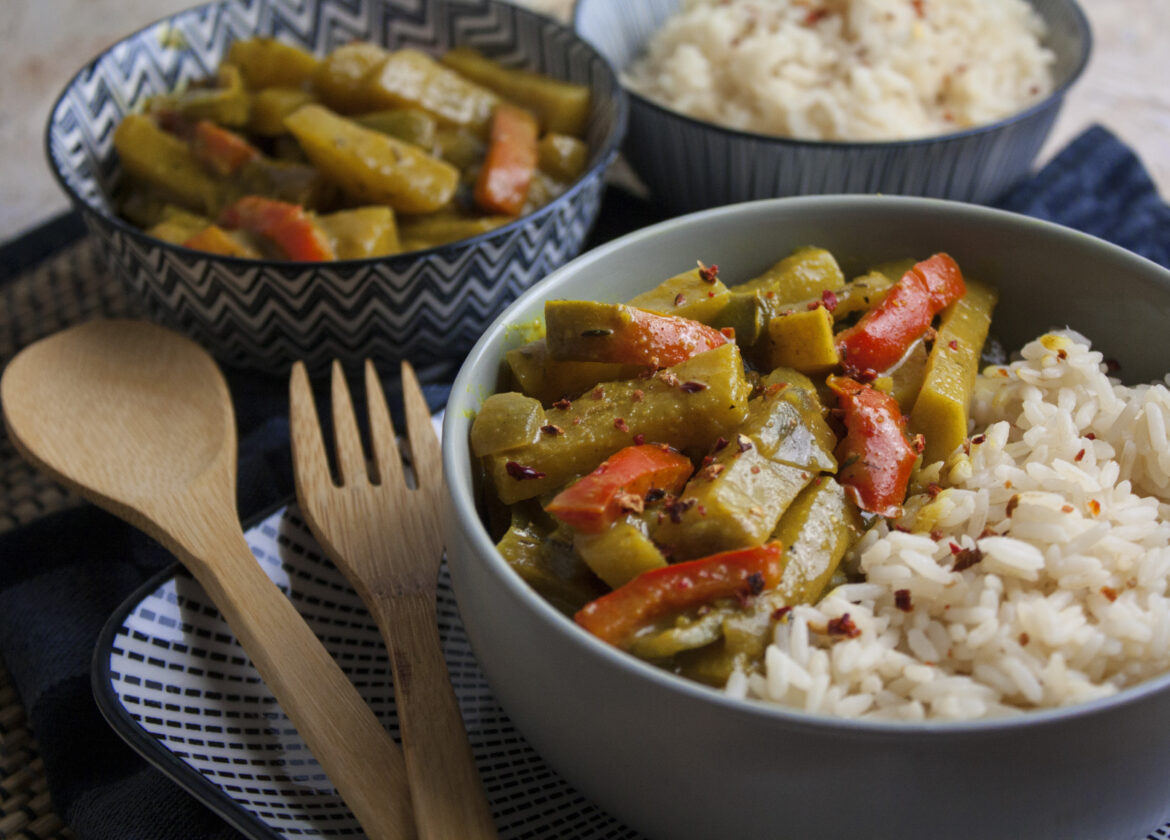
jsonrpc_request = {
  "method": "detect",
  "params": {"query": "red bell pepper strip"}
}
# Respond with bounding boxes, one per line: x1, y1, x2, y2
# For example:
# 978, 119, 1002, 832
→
828, 375, 918, 519
182, 224, 260, 259
474, 103, 539, 216
545, 444, 694, 534
574, 543, 785, 648
219, 195, 335, 262
835, 253, 966, 374
191, 120, 259, 176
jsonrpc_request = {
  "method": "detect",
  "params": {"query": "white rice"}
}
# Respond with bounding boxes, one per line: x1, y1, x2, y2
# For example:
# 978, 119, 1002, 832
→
624, 0, 1055, 141
731, 332, 1170, 720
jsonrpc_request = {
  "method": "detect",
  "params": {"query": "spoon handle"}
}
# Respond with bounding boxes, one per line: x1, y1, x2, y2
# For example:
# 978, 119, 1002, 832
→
175, 523, 416, 840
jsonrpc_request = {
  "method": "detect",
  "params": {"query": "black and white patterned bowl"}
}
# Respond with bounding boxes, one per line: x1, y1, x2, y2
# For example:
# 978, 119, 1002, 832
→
574, 0, 1089, 214
46, 0, 626, 377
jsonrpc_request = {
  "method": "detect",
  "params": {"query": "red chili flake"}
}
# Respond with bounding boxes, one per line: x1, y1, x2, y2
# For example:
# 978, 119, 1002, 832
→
712, 436, 730, 453
697, 262, 719, 283
745, 572, 766, 596
853, 368, 878, 384
1101, 586, 1118, 602
1057, 348, 1068, 360
614, 417, 629, 433
750, 465, 761, 474
633, 433, 646, 446
930, 529, 945, 541
645, 488, 667, 504
948, 340, 959, 351
952, 546, 984, 572
765, 382, 786, 395
1088, 499, 1101, 516
806, 300, 823, 312
821, 289, 839, 312
505, 461, 546, 481
765, 290, 776, 300
1006, 494, 1021, 517
664, 496, 695, 524
979, 526, 997, 539
674, 292, 687, 307
680, 381, 708, 393
592, 386, 605, 400
911, 0, 926, 17
772, 605, 793, 621
708, 291, 716, 298
700, 454, 714, 468
1018, 632, 1030, 647
804, 7, 830, 25
1105, 358, 1121, 373
540, 424, 563, 436
552, 398, 572, 411
948, 541, 962, 555
615, 491, 644, 515
1061, 504, 1075, 514
826, 613, 861, 638
894, 589, 913, 612
737, 434, 753, 453
913, 433, 926, 454
971, 434, 986, 445
631, 389, 645, 402
1075, 449, 1086, 462
927, 482, 943, 498
1086, 432, 1096, 440
1004, 480, 1013, 489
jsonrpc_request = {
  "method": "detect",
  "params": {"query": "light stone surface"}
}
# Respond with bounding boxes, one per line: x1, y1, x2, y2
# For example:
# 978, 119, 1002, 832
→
2, 0, 1165, 244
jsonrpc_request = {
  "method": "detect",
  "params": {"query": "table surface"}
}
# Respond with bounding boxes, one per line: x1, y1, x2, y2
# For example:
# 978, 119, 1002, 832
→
1, 0, 1166, 244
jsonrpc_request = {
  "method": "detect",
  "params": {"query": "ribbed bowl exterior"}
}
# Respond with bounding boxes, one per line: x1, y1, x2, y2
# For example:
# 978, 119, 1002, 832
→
575, 0, 1090, 213
47, 0, 626, 376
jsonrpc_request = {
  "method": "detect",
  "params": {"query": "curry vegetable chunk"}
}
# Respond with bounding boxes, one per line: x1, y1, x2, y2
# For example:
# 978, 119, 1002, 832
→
473, 247, 996, 687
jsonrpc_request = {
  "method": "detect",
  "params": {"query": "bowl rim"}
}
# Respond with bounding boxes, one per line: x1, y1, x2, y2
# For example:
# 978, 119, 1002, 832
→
573, 0, 1092, 150
444, 192, 1170, 737
43, 0, 629, 270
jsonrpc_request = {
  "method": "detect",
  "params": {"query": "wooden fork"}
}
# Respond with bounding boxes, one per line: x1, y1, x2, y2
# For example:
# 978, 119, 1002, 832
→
289, 359, 497, 840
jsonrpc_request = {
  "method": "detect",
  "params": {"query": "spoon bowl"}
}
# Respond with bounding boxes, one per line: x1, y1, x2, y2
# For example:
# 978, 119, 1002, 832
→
1, 319, 417, 840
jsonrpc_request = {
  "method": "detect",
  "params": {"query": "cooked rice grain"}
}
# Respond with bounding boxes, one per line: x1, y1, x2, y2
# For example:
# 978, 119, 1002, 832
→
625, 0, 1054, 141
731, 332, 1170, 719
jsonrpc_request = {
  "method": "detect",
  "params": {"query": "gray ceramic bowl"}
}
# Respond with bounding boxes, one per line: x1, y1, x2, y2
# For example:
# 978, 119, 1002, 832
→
574, 0, 1090, 214
46, 0, 626, 377
443, 195, 1170, 840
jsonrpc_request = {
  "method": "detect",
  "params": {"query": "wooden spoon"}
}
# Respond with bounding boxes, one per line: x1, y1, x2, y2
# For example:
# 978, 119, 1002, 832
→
0, 319, 415, 840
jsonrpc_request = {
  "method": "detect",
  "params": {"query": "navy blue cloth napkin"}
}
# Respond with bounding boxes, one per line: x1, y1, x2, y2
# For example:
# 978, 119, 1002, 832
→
0, 124, 1167, 840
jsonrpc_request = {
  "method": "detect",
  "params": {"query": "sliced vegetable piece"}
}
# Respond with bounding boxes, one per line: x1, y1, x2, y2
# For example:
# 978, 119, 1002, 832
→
536, 132, 589, 182
191, 120, 259, 176
504, 338, 643, 405
470, 392, 546, 457
164, 64, 250, 126
145, 207, 213, 245
474, 103, 539, 215
316, 206, 400, 260
835, 253, 966, 375
828, 375, 919, 518
227, 37, 320, 89
910, 277, 998, 464
574, 543, 785, 648
365, 49, 499, 133
113, 114, 221, 214
249, 87, 317, 136
772, 477, 863, 603
311, 42, 389, 113
354, 108, 438, 150
497, 517, 606, 614
573, 515, 668, 589
396, 212, 512, 251
219, 195, 334, 261
766, 305, 839, 374
626, 265, 731, 325
545, 443, 693, 534
440, 46, 591, 136
284, 104, 459, 213
482, 342, 751, 503
181, 224, 261, 258
760, 369, 838, 472
544, 300, 727, 368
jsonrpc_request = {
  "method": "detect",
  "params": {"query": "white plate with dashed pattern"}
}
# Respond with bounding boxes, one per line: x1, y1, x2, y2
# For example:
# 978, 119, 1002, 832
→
93, 502, 641, 839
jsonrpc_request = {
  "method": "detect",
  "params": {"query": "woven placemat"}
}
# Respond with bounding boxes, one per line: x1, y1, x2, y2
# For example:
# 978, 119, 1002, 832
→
0, 229, 136, 839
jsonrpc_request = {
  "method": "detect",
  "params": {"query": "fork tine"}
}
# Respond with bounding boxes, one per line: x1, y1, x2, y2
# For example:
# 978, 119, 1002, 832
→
289, 361, 335, 494
363, 360, 405, 489
400, 361, 442, 493
330, 360, 368, 486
